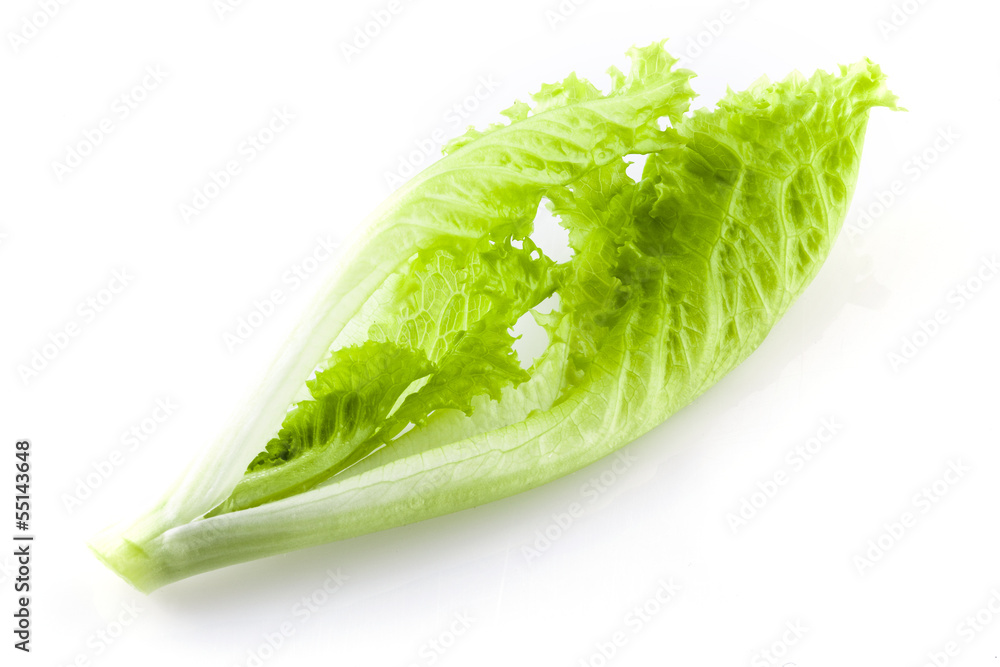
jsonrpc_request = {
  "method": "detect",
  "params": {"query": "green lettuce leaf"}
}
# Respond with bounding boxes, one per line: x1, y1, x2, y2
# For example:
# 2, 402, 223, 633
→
89, 45, 896, 593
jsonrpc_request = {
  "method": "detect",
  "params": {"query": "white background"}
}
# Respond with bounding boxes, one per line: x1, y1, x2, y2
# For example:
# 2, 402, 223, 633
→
3, 0, 999, 665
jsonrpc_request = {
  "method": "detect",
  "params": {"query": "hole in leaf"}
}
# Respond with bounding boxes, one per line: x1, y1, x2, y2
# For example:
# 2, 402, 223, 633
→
531, 197, 572, 264
533, 293, 560, 315
510, 309, 550, 369
625, 154, 648, 182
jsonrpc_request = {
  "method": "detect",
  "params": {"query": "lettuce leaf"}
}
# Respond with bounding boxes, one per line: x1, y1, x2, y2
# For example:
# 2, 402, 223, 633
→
90, 45, 896, 593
